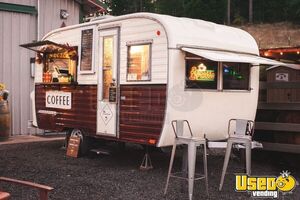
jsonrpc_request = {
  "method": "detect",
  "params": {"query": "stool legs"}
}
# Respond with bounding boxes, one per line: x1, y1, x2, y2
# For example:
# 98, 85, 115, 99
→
219, 140, 233, 191
181, 146, 188, 192
219, 140, 252, 191
164, 141, 177, 195
203, 143, 208, 196
164, 140, 208, 199
188, 142, 196, 200
182, 145, 188, 176
245, 141, 251, 176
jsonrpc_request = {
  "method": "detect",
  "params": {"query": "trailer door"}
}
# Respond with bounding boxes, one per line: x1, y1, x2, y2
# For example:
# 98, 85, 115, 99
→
97, 28, 119, 137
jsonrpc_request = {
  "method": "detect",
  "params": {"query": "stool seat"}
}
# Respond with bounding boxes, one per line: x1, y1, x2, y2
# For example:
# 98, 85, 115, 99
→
176, 136, 206, 144
229, 134, 252, 140
164, 120, 208, 200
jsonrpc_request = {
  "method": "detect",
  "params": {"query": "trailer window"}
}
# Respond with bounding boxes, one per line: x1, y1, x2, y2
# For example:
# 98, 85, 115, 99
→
222, 62, 250, 90
127, 44, 151, 81
185, 59, 218, 89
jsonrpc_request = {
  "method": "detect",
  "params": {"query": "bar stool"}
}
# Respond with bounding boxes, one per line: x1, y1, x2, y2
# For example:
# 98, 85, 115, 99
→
164, 120, 208, 200
219, 119, 254, 191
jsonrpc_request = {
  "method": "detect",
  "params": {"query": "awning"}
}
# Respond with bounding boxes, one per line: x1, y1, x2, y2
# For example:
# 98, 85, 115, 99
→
267, 63, 300, 71
20, 40, 70, 54
182, 47, 286, 66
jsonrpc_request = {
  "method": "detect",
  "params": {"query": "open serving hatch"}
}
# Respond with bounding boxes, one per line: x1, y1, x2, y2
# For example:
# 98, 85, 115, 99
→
20, 40, 72, 54
20, 40, 78, 84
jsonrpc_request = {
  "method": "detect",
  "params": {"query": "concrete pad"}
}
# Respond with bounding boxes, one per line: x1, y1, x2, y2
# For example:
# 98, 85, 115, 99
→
0, 135, 64, 145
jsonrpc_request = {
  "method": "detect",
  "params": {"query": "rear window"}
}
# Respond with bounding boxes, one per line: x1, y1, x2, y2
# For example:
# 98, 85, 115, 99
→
223, 62, 250, 90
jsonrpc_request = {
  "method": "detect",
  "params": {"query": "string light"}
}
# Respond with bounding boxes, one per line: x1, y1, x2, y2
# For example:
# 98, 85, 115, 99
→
280, 52, 283, 55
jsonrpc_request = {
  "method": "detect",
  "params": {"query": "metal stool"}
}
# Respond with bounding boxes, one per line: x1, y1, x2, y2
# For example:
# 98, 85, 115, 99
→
164, 120, 208, 200
219, 119, 254, 191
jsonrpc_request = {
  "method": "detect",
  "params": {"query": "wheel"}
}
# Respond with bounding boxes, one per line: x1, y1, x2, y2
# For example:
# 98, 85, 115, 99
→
70, 129, 90, 156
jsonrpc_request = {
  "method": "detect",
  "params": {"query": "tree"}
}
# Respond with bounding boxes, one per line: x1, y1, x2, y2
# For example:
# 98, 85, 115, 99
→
107, 0, 155, 16
181, 0, 226, 23
105, 0, 300, 25
288, 0, 300, 23
249, 0, 253, 23
154, 0, 185, 16
227, 0, 231, 24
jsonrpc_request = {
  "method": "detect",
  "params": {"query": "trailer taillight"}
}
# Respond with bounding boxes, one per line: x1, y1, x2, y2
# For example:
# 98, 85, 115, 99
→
148, 139, 156, 145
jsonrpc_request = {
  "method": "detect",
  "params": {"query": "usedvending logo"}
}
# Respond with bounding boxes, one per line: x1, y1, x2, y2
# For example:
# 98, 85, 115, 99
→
235, 171, 297, 198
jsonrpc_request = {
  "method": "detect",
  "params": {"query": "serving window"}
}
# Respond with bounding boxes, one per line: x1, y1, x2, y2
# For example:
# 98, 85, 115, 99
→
43, 50, 77, 83
20, 40, 78, 84
185, 54, 251, 91
127, 44, 151, 81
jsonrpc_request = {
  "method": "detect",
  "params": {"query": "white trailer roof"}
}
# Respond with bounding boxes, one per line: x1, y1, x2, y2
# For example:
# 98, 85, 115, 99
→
44, 12, 259, 55
267, 63, 300, 71
146, 13, 259, 55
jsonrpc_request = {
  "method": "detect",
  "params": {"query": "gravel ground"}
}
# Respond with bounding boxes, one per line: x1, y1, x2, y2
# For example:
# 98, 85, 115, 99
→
0, 140, 299, 200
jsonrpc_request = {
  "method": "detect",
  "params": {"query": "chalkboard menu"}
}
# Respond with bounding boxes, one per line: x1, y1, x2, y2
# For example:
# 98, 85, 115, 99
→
109, 87, 117, 103
80, 29, 93, 72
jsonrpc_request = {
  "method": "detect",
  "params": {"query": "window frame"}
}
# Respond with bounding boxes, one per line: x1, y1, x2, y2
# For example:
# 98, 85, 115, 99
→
78, 26, 96, 75
185, 58, 219, 90
41, 47, 78, 84
184, 56, 252, 92
102, 36, 114, 100
222, 62, 251, 91
126, 42, 152, 82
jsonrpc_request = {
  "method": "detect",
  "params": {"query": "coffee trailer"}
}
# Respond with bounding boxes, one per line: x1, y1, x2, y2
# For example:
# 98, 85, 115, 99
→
21, 13, 282, 150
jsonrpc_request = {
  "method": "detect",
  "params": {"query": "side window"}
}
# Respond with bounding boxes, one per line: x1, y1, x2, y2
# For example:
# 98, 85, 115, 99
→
127, 44, 151, 81
185, 59, 218, 89
222, 62, 250, 90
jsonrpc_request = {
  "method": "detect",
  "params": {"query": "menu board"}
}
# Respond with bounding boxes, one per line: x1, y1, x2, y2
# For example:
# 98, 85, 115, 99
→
66, 136, 80, 158
109, 87, 117, 103
80, 29, 93, 71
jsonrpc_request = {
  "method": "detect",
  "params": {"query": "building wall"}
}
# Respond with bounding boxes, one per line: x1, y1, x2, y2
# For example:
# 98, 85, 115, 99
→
0, 0, 81, 135
0, 10, 36, 136
0, 0, 36, 6
38, 0, 80, 39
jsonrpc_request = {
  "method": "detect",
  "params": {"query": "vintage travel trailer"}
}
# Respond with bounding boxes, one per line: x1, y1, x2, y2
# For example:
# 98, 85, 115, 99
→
21, 13, 282, 150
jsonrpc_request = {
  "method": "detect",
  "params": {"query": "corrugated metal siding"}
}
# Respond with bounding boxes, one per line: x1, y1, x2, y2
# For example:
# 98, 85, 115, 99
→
39, 0, 80, 39
0, 0, 81, 135
0, 11, 36, 135
0, 0, 36, 6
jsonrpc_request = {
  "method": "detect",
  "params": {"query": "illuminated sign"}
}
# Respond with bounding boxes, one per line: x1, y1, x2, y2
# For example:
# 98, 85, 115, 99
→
189, 66, 215, 81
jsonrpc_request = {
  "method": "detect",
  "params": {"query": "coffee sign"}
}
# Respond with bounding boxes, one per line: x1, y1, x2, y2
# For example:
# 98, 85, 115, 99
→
46, 91, 72, 109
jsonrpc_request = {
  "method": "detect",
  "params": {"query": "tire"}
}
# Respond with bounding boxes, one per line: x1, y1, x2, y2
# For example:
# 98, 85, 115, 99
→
69, 129, 90, 156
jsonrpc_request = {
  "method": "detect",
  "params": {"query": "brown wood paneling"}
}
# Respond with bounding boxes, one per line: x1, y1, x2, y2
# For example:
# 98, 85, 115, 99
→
35, 84, 97, 133
267, 67, 300, 103
119, 84, 167, 145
